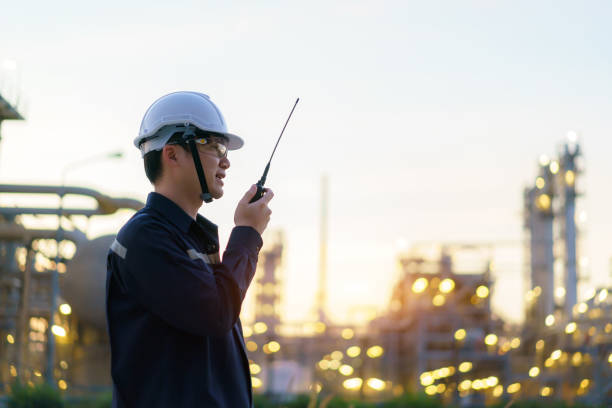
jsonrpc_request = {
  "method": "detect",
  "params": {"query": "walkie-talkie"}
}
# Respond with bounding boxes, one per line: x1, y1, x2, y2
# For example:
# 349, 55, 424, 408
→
249, 98, 300, 203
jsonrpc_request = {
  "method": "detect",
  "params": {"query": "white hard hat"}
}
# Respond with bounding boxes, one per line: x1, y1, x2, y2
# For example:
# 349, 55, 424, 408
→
135, 91, 244, 156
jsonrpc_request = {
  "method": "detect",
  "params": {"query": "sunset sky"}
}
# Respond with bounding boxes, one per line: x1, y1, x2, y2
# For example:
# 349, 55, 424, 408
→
1, 1, 611, 324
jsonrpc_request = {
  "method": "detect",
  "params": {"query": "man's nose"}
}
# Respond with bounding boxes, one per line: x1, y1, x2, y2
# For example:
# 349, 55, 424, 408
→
220, 156, 230, 169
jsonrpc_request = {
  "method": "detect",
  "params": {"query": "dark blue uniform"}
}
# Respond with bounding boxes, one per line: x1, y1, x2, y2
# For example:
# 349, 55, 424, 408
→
106, 192, 262, 407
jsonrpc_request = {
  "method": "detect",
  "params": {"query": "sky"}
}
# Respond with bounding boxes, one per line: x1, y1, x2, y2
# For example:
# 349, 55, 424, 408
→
1, 0, 611, 324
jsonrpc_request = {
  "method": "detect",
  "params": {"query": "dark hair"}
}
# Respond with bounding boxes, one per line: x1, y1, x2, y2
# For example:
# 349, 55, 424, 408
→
143, 133, 189, 184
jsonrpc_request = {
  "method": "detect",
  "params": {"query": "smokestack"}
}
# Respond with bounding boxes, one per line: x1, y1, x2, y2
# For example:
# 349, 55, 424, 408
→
316, 174, 328, 323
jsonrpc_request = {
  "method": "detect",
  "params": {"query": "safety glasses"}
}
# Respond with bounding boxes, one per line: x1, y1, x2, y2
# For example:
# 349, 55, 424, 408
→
193, 138, 228, 159
169, 135, 229, 159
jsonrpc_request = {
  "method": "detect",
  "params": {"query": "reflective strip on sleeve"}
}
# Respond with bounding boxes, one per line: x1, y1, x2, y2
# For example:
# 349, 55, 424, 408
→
186, 249, 219, 265
110, 239, 127, 259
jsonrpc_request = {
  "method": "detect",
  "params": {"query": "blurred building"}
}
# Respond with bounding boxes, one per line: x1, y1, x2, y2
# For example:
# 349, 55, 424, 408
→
0, 90, 24, 388
0, 184, 142, 393
362, 246, 508, 405
0, 93, 143, 393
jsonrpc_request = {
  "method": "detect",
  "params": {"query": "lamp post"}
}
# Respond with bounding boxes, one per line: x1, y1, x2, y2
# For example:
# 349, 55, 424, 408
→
45, 150, 123, 385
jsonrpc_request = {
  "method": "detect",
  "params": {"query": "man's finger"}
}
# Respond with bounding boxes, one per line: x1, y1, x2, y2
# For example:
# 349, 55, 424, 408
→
262, 189, 274, 203
240, 185, 257, 203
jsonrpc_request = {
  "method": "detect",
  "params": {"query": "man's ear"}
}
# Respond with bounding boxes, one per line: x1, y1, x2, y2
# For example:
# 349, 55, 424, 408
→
162, 145, 179, 167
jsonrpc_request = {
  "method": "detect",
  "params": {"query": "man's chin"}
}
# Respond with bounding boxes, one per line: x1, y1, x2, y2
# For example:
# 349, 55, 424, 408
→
212, 189, 224, 199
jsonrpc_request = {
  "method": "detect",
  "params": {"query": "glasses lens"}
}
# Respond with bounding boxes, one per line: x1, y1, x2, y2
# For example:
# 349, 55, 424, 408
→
215, 143, 228, 158
195, 138, 228, 158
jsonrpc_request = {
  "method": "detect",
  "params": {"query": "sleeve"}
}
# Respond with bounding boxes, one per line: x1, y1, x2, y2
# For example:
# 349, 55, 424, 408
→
118, 222, 262, 337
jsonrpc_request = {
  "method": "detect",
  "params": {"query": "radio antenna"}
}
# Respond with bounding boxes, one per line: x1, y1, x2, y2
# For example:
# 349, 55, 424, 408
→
250, 97, 299, 202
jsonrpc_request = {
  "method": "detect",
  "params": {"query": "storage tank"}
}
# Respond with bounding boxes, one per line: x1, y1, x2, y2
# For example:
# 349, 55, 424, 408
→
62, 234, 115, 329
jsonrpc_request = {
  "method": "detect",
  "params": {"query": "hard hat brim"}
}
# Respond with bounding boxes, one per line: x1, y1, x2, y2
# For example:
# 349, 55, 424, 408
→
225, 132, 244, 151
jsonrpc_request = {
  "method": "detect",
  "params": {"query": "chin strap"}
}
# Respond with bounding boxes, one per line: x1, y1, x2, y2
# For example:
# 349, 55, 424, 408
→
183, 125, 213, 203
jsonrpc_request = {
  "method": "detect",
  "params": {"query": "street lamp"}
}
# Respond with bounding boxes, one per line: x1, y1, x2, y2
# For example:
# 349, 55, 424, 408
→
60, 150, 123, 186
45, 150, 123, 385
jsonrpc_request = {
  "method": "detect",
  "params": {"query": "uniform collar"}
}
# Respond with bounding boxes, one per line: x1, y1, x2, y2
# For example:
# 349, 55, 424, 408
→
195, 213, 219, 239
145, 192, 218, 237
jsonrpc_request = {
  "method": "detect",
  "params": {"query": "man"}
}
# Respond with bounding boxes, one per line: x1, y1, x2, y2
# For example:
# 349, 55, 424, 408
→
106, 91, 273, 407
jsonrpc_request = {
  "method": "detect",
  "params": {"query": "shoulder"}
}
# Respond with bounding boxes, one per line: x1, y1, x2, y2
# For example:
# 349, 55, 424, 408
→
116, 208, 176, 251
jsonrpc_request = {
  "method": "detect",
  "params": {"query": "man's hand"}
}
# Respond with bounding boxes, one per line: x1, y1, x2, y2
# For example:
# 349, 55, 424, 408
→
234, 185, 274, 235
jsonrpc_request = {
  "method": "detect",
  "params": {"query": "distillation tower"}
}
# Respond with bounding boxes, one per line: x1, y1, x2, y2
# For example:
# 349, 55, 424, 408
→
523, 137, 581, 328
253, 232, 284, 336
519, 137, 612, 404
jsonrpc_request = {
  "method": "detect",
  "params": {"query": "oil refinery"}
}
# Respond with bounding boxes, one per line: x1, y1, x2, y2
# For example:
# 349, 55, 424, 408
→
0, 88, 611, 407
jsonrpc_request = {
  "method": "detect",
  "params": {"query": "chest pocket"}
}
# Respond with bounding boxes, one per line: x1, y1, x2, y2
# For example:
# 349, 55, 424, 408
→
186, 248, 220, 266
